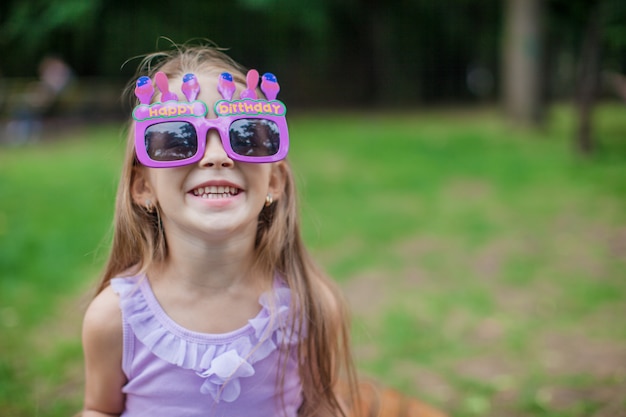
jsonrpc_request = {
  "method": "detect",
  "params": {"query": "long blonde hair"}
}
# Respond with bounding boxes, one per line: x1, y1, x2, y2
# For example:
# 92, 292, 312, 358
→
96, 44, 359, 416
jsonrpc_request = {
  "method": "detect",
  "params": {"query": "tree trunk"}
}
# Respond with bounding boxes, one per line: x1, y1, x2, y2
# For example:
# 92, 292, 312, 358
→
502, 0, 545, 126
575, 2, 602, 155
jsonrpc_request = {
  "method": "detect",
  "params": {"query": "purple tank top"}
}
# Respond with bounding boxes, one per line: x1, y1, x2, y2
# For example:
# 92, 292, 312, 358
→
110, 274, 303, 417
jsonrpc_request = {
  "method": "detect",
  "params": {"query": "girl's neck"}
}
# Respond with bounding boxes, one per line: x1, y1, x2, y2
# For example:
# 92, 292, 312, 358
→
143, 232, 271, 334
148, 228, 267, 295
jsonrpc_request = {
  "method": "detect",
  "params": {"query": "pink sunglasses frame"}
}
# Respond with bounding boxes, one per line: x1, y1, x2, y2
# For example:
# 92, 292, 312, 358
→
132, 70, 289, 168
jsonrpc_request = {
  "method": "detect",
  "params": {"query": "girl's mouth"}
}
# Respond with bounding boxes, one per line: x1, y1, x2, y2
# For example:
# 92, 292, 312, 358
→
191, 185, 241, 199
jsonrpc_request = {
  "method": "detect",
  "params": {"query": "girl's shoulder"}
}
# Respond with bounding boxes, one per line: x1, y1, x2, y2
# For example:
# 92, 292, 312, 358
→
316, 275, 347, 321
83, 284, 123, 346
82, 285, 126, 414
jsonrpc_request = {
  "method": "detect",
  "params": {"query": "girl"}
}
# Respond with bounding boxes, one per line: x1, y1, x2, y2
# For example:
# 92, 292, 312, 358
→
81, 45, 360, 417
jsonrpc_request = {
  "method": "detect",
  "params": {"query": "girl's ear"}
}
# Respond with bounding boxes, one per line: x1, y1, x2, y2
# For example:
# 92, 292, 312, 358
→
130, 167, 156, 207
268, 161, 288, 202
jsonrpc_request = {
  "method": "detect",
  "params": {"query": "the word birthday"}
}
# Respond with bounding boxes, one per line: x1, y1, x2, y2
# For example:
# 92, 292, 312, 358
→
215, 99, 286, 117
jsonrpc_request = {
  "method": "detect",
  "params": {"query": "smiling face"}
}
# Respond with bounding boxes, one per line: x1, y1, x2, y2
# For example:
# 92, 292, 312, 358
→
130, 70, 287, 244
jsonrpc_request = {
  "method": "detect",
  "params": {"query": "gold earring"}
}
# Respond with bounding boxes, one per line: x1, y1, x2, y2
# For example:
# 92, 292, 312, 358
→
264, 193, 273, 207
145, 199, 155, 213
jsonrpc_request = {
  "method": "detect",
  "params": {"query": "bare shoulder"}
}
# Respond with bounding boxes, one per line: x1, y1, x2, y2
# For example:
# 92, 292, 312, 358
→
82, 285, 124, 367
82, 285, 126, 415
318, 276, 348, 318
83, 285, 122, 342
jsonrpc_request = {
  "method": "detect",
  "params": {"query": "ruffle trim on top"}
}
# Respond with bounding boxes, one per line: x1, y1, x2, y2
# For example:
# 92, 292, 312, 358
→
110, 275, 301, 403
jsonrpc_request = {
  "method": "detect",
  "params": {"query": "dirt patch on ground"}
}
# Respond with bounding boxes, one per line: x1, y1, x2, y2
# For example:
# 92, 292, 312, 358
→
342, 269, 396, 319
340, 228, 626, 417
537, 333, 626, 378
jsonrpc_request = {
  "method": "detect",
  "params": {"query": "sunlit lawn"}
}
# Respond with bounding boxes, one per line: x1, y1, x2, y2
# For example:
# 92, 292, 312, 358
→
1, 104, 625, 416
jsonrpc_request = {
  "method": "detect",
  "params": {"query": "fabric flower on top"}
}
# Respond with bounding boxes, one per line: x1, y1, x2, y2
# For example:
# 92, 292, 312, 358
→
197, 349, 255, 402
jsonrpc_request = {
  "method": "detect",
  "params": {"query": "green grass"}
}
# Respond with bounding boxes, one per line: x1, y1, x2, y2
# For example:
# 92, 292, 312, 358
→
0, 127, 123, 416
1, 103, 625, 416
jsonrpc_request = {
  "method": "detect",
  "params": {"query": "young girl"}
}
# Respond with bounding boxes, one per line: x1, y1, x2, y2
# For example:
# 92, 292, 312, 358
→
81, 45, 360, 417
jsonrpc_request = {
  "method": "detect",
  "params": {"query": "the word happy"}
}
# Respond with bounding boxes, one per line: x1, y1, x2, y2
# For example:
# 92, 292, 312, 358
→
133, 101, 208, 121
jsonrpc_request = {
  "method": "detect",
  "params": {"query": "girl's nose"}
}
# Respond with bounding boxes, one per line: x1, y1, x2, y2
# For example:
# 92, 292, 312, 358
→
199, 130, 234, 168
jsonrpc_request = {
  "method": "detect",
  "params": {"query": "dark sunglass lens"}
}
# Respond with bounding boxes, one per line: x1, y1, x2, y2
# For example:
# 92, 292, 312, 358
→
145, 121, 198, 161
229, 119, 280, 157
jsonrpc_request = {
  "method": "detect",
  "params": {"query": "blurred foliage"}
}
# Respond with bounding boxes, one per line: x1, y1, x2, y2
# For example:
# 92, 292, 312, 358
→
547, 0, 626, 66
0, 1, 625, 105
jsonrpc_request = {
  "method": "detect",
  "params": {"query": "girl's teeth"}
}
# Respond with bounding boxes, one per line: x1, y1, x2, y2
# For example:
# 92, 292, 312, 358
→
193, 186, 239, 198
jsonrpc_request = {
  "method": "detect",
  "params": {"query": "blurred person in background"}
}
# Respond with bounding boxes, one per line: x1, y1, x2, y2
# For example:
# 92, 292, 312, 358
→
3, 54, 73, 144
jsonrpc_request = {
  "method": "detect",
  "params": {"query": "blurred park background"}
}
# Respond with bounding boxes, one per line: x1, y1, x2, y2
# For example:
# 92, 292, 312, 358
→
1, 0, 626, 416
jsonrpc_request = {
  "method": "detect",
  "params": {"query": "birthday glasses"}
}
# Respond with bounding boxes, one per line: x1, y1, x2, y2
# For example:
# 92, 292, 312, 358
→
133, 70, 289, 168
